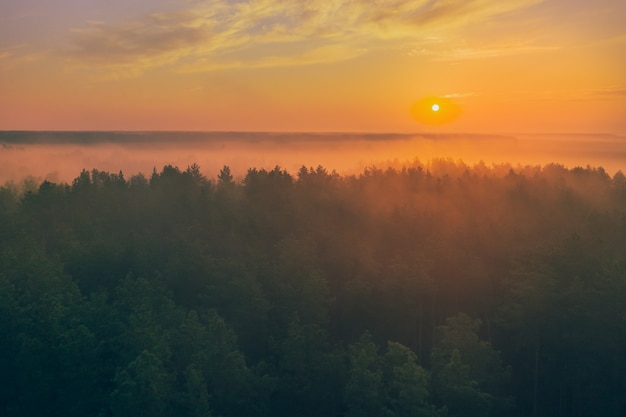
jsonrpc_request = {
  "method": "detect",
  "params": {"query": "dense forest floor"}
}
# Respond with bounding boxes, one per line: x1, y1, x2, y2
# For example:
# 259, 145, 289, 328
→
1, 160, 625, 417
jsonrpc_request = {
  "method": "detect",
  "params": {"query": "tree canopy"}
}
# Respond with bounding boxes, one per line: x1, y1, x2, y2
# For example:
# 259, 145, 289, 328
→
1, 162, 625, 416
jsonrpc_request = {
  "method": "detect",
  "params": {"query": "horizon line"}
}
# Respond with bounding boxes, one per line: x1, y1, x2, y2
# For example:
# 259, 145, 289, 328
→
0, 129, 624, 138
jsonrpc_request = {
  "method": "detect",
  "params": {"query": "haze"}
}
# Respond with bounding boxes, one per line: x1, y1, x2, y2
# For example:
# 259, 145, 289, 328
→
2, 132, 625, 184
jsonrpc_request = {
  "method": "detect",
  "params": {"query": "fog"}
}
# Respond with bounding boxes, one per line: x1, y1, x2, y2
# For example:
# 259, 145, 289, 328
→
1, 131, 625, 184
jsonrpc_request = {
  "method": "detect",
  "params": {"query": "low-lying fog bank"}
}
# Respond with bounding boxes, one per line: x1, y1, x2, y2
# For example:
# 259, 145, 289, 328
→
1, 131, 625, 184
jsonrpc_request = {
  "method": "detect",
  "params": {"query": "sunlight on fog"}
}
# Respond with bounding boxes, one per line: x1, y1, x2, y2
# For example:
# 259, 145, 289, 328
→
1, 132, 625, 184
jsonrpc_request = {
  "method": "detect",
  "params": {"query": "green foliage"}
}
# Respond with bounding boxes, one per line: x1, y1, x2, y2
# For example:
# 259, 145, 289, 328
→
346, 334, 442, 417
383, 342, 443, 417
2, 162, 626, 416
270, 319, 346, 416
346, 332, 390, 417
431, 314, 513, 417
111, 350, 172, 417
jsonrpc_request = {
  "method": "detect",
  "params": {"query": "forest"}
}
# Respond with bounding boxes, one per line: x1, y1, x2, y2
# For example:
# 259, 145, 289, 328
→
1, 160, 625, 417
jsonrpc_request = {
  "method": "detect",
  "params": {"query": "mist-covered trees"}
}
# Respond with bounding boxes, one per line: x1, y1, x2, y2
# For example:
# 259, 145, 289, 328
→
1, 162, 625, 416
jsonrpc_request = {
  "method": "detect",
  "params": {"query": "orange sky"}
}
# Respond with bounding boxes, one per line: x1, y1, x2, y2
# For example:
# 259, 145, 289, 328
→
1, 0, 625, 133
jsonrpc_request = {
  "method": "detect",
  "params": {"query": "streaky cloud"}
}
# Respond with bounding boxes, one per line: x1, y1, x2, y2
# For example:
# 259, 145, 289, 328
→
409, 40, 557, 61
592, 86, 626, 97
65, 0, 543, 77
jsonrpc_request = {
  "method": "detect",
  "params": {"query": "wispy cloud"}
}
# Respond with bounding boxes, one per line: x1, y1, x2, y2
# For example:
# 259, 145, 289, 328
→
589, 86, 626, 98
0, 44, 46, 70
443, 92, 476, 98
179, 44, 369, 73
493, 86, 626, 103
65, 0, 543, 77
0, 44, 24, 60
409, 40, 557, 61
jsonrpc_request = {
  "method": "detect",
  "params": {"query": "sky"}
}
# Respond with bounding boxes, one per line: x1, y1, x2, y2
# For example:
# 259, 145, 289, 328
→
0, 0, 625, 133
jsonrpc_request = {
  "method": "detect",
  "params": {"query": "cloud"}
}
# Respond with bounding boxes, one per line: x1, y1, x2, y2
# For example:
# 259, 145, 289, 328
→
0, 44, 25, 60
589, 86, 626, 98
496, 86, 626, 103
69, 15, 209, 63
0, 44, 47, 71
65, 0, 543, 76
443, 92, 476, 98
409, 40, 556, 61
179, 44, 368, 72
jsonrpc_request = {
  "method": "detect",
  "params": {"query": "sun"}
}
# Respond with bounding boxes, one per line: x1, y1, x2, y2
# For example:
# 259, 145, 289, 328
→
410, 96, 461, 125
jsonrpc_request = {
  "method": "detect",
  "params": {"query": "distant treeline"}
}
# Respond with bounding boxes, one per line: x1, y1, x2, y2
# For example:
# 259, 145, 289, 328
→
1, 162, 625, 417
0, 130, 516, 147
0, 131, 423, 145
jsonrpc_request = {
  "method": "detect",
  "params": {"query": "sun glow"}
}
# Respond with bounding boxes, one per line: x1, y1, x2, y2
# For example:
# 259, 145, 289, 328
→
411, 97, 461, 126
